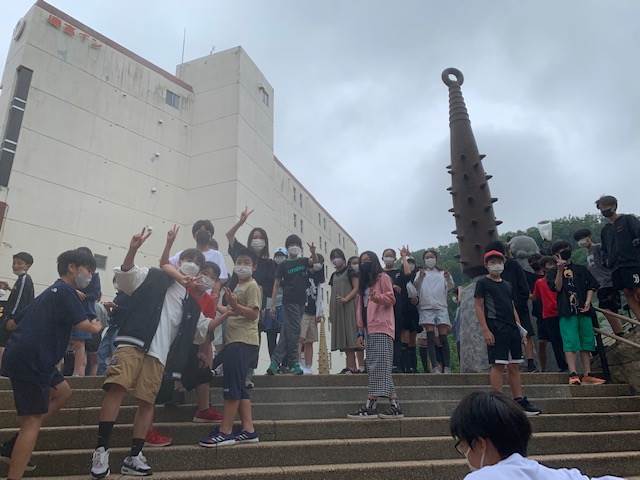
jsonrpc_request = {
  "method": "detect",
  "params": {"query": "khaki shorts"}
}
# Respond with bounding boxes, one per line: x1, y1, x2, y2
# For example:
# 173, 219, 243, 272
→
103, 346, 164, 404
300, 314, 319, 343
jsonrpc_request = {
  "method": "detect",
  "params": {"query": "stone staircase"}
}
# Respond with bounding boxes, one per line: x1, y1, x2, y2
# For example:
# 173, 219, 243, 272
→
1, 373, 639, 479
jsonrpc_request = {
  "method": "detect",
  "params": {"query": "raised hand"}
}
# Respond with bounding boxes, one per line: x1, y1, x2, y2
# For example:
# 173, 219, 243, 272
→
130, 227, 152, 250
166, 224, 179, 245
239, 206, 254, 225
400, 245, 411, 258
307, 242, 317, 254
224, 287, 238, 310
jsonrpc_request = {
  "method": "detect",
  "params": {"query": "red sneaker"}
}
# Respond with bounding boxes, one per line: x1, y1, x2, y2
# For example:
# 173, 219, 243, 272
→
145, 427, 173, 447
582, 375, 606, 385
193, 407, 224, 423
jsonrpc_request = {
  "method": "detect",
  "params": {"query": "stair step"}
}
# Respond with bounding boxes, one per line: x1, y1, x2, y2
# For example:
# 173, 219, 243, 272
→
0, 372, 574, 391
1, 412, 638, 451
21, 447, 640, 480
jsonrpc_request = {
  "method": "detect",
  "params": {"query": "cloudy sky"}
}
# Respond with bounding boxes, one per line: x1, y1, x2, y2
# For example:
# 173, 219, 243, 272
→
2, 1, 638, 253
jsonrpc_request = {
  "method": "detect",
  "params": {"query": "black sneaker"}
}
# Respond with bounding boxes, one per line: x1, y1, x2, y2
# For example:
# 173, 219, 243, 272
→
347, 405, 378, 419
378, 404, 404, 419
0, 437, 36, 472
516, 397, 541, 416
527, 360, 539, 373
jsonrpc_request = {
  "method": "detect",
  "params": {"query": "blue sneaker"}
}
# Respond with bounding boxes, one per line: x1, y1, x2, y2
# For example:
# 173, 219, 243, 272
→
234, 430, 259, 444
199, 430, 236, 448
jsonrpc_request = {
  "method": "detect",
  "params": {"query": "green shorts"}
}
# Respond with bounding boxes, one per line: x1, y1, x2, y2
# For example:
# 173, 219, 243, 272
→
559, 315, 595, 353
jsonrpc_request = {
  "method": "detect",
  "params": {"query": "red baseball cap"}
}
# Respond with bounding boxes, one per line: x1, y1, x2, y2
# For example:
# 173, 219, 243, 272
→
484, 250, 505, 262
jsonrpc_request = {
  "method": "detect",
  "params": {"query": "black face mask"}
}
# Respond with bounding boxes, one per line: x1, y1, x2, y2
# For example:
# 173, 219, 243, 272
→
196, 230, 212, 245
559, 249, 572, 261
360, 262, 372, 275
601, 208, 615, 218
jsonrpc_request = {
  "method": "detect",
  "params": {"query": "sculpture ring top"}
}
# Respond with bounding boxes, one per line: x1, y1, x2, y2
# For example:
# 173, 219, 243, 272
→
442, 68, 464, 87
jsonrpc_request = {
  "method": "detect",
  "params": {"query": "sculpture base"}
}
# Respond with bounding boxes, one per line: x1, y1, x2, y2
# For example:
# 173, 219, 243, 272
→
458, 276, 490, 373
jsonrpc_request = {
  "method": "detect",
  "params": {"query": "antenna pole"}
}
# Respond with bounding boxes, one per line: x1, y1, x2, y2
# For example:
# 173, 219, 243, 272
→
179, 28, 186, 75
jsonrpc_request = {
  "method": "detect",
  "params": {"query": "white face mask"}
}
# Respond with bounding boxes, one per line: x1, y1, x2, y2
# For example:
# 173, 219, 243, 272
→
179, 261, 200, 277
251, 239, 266, 252
234, 265, 253, 279
196, 276, 215, 290
312, 263, 323, 272
409, 264, 417, 272
577, 239, 589, 248
332, 258, 345, 268
464, 445, 485, 472
424, 258, 437, 269
274, 256, 286, 265
288, 246, 302, 258
383, 256, 395, 266
487, 263, 504, 275
76, 271, 92, 289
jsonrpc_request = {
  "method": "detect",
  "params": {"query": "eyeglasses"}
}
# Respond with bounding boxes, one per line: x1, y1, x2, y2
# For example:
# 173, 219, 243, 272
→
454, 440, 466, 457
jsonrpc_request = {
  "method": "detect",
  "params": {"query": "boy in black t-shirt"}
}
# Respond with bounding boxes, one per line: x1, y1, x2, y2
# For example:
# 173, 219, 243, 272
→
474, 250, 540, 416
0, 249, 102, 479
547, 241, 605, 386
268, 235, 318, 375
596, 195, 640, 321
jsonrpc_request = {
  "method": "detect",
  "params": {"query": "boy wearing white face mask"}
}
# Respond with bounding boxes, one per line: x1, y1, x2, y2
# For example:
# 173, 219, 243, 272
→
91, 227, 214, 479
451, 391, 623, 480
474, 250, 541, 416
200, 247, 261, 447
268, 235, 319, 375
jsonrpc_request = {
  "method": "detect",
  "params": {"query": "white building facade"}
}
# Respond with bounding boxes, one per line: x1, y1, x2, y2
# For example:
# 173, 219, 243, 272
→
0, 0, 358, 306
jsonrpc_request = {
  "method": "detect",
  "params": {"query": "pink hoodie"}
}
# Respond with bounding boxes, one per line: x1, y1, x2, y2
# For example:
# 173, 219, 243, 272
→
356, 273, 396, 339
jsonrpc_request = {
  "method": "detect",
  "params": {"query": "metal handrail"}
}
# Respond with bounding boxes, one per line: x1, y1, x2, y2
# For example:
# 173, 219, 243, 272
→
594, 307, 640, 327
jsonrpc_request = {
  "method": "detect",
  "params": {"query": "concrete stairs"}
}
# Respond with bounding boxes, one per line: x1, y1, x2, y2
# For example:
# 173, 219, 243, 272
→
0, 373, 638, 479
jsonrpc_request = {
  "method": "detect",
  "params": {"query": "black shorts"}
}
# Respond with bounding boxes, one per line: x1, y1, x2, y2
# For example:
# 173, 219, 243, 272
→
401, 306, 420, 333
223, 343, 258, 401
597, 287, 621, 312
10, 369, 65, 416
612, 267, 640, 291
487, 321, 523, 365
537, 317, 553, 341
517, 306, 536, 338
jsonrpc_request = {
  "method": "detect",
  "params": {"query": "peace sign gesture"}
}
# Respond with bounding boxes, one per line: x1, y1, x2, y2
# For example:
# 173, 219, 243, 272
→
130, 227, 152, 250
307, 242, 317, 254
166, 224, 179, 245
400, 245, 411, 258
239, 206, 254, 225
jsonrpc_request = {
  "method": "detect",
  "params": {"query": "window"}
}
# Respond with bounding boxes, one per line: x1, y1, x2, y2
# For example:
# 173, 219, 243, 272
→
95, 254, 107, 270
300, 218, 304, 233
259, 86, 269, 106
323, 217, 326, 230
165, 89, 180, 109
0, 66, 32, 186
299, 192, 302, 208
293, 213, 297, 228
293, 186, 297, 202
319, 235, 322, 249
324, 241, 327, 252
318, 213, 321, 225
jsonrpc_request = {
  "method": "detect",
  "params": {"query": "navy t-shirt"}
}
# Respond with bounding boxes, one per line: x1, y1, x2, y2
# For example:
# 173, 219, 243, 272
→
2, 279, 87, 383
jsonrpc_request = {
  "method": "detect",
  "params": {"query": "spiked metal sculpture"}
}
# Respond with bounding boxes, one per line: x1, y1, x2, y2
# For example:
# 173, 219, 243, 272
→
442, 68, 500, 278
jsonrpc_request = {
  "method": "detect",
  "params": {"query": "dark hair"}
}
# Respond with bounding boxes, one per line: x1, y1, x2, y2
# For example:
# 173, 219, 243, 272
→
248, 227, 270, 258
330, 248, 346, 261
57, 249, 95, 277
528, 253, 542, 272
235, 246, 257, 265
450, 391, 532, 459
285, 234, 302, 249
179, 248, 206, 268
192, 220, 215, 237
209, 238, 219, 250
347, 256, 359, 264
382, 248, 396, 258
484, 240, 506, 255
551, 240, 571, 255
13, 251, 33, 266
423, 249, 438, 260
573, 228, 592, 242
76, 246, 97, 271
595, 195, 617, 209
359, 250, 384, 292
540, 255, 555, 267
315, 253, 325, 264
202, 261, 221, 278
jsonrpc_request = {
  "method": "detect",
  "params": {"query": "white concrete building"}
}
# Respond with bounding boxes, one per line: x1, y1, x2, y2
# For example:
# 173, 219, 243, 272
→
0, 0, 357, 298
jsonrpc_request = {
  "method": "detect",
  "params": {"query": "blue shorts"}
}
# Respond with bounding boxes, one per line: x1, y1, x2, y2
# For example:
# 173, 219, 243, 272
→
10, 369, 65, 416
222, 343, 258, 401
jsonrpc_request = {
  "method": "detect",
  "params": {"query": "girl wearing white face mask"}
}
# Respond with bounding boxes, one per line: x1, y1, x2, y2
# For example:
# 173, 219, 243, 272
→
328, 249, 360, 373
451, 391, 622, 480
413, 249, 455, 373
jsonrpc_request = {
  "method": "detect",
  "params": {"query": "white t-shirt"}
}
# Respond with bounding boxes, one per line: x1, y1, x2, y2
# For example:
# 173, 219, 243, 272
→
416, 269, 452, 310
169, 248, 229, 281
114, 266, 210, 366
465, 454, 623, 480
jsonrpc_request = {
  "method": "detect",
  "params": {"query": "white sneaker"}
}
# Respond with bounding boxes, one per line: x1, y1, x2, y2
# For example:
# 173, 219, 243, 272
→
90, 447, 110, 479
302, 367, 313, 375
121, 452, 152, 476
